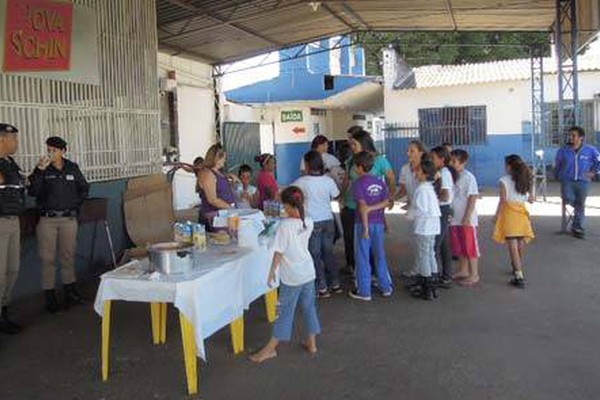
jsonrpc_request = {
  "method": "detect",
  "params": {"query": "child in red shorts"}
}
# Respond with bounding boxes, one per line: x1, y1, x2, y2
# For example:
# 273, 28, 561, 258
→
449, 149, 480, 286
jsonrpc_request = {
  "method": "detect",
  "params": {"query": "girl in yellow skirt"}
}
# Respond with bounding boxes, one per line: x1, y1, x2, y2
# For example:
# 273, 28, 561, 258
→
493, 155, 535, 288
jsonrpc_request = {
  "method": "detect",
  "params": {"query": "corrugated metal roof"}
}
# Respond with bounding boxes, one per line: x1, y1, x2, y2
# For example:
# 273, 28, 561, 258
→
156, 0, 561, 65
394, 40, 600, 90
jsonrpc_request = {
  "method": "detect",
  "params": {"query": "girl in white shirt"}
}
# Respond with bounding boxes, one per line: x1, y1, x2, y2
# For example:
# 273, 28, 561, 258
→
399, 140, 427, 278
293, 151, 341, 297
250, 186, 321, 363
492, 154, 535, 288
407, 158, 441, 300
431, 146, 458, 287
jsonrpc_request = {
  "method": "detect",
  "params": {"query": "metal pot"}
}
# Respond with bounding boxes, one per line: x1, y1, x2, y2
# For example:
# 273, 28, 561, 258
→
148, 242, 194, 275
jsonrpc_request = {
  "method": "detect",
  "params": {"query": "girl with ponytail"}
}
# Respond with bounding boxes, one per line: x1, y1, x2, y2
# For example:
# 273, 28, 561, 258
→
430, 146, 458, 287
250, 186, 321, 363
492, 154, 535, 288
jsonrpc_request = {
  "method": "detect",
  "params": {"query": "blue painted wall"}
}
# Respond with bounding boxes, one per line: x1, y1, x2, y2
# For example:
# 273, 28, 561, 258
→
13, 179, 131, 301
276, 133, 548, 188
225, 38, 369, 104
275, 142, 312, 185
385, 133, 561, 189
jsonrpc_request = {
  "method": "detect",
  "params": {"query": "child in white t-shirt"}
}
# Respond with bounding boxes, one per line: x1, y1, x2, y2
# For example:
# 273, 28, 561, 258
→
450, 149, 480, 286
430, 146, 457, 287
293, 150, 341, 297
250, 186, 320, 363
235, 164, 258, 209
399, 140, 427, 278
407, 158, 441, 300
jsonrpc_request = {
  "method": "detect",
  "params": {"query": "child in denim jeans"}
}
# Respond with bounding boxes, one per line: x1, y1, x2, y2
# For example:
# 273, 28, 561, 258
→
250, 186, 321, 363
348, 151, 393, 301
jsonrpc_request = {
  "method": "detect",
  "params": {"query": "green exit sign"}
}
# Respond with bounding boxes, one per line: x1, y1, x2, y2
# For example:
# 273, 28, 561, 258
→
281, 110, 303, 123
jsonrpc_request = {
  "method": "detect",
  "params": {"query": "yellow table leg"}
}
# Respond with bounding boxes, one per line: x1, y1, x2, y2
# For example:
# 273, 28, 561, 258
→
265, 289, 278, 323
160, 303, 167, 344
179, 313, 198, 395
101, 300, 112, 381
150, 303, 161, 345
229, 316, 245, 354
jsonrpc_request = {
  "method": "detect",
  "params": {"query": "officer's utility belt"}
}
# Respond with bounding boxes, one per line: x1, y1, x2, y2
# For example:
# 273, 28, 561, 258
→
40, 210, 77, 218
0, 184, 25, 216
0, 184, 24, 190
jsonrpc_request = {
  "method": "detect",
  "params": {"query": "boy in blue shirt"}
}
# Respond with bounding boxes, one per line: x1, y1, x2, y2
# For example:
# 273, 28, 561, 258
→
348, 151, 393, 301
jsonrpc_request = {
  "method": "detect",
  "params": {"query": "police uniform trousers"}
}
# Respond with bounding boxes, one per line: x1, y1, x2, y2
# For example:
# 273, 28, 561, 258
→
37, 216, 78, 290
0, 216, 21, 306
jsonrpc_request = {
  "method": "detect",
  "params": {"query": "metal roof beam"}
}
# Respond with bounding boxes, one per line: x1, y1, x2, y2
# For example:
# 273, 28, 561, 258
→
341, 2, 371, 31
159, 42, 217, 64
161, 0, 283, 46
321, 3, 356, 31
444, 0, 458, 31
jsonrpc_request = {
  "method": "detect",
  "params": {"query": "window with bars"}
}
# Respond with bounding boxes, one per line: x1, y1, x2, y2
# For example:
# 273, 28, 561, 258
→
545, 101, 595, 146
418, 106, 487, 146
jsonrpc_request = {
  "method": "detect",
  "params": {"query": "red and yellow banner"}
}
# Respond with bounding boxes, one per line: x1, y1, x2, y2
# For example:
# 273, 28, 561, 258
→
3, 0, 74, 72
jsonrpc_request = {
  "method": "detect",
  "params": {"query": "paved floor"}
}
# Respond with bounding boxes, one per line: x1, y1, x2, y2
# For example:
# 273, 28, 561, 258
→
2, 191, 600, 400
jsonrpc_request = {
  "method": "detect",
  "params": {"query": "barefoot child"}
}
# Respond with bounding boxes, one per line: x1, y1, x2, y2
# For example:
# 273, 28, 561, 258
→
449, 149, 480, 286
348, 151, 393, 301
492, 155, 535, 288
407, 158, 441, 300
250, 186, 320, 363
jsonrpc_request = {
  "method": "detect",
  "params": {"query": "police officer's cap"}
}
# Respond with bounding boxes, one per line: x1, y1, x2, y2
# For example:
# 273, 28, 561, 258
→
0, 123, 18, 135
46, 136, 67, 150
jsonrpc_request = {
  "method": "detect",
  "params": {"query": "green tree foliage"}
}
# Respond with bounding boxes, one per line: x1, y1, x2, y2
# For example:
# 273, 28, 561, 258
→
364, 32, 550, 75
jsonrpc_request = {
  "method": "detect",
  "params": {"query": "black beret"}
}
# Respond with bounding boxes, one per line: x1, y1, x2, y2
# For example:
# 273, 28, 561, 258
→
0, 123, 18, 135
46, 136, 67, 150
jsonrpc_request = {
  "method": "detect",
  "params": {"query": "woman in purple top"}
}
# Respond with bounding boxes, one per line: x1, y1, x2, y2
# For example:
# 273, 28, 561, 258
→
197, 143, 236, 230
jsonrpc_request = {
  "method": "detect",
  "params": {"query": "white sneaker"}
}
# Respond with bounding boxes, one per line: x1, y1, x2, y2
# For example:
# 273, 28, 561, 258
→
401, 268, 418, 278
348, 290, 372, 302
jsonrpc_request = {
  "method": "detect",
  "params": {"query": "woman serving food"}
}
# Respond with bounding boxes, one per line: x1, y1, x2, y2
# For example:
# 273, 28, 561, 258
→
197, 143, 236, 231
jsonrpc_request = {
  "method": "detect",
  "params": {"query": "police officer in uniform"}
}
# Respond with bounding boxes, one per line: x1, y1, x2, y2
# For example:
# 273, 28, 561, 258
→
28, 136, 89, 313
0, 123, 25, 334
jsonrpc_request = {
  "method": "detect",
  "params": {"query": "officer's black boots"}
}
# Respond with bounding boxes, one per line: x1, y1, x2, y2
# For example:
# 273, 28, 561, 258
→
64, 283, 85, 306
0, 306, 22, 334
45, 289, 60, 314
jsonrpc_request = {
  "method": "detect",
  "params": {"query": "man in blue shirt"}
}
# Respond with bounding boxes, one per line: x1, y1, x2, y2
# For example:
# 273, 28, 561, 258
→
555, 126, 600, 238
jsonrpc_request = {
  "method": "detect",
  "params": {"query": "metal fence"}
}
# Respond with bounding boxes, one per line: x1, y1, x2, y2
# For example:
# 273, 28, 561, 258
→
0, 0, 161, 182
543, 101, 596, 146
384, 106, 488, 150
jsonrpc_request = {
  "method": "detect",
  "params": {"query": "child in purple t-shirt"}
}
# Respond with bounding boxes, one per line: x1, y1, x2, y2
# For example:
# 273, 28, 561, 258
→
348, 151, 393, 301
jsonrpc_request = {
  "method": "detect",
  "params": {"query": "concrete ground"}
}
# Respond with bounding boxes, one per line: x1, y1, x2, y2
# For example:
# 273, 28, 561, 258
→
2, 185, 600, 400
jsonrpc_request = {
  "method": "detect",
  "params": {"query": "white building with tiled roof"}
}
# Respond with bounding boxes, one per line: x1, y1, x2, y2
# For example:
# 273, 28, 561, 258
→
382, 40, 600, 187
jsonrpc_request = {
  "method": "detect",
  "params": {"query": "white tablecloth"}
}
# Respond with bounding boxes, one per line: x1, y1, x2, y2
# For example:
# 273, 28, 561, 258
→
94, 243, 275, 360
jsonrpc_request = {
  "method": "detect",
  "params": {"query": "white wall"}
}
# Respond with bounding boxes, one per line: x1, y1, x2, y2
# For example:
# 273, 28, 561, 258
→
385, 80, 528, 134
157, 52, 213, 88
224, 102, 261, 123
385, 71, 600, 134
157, 52, 216, 210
